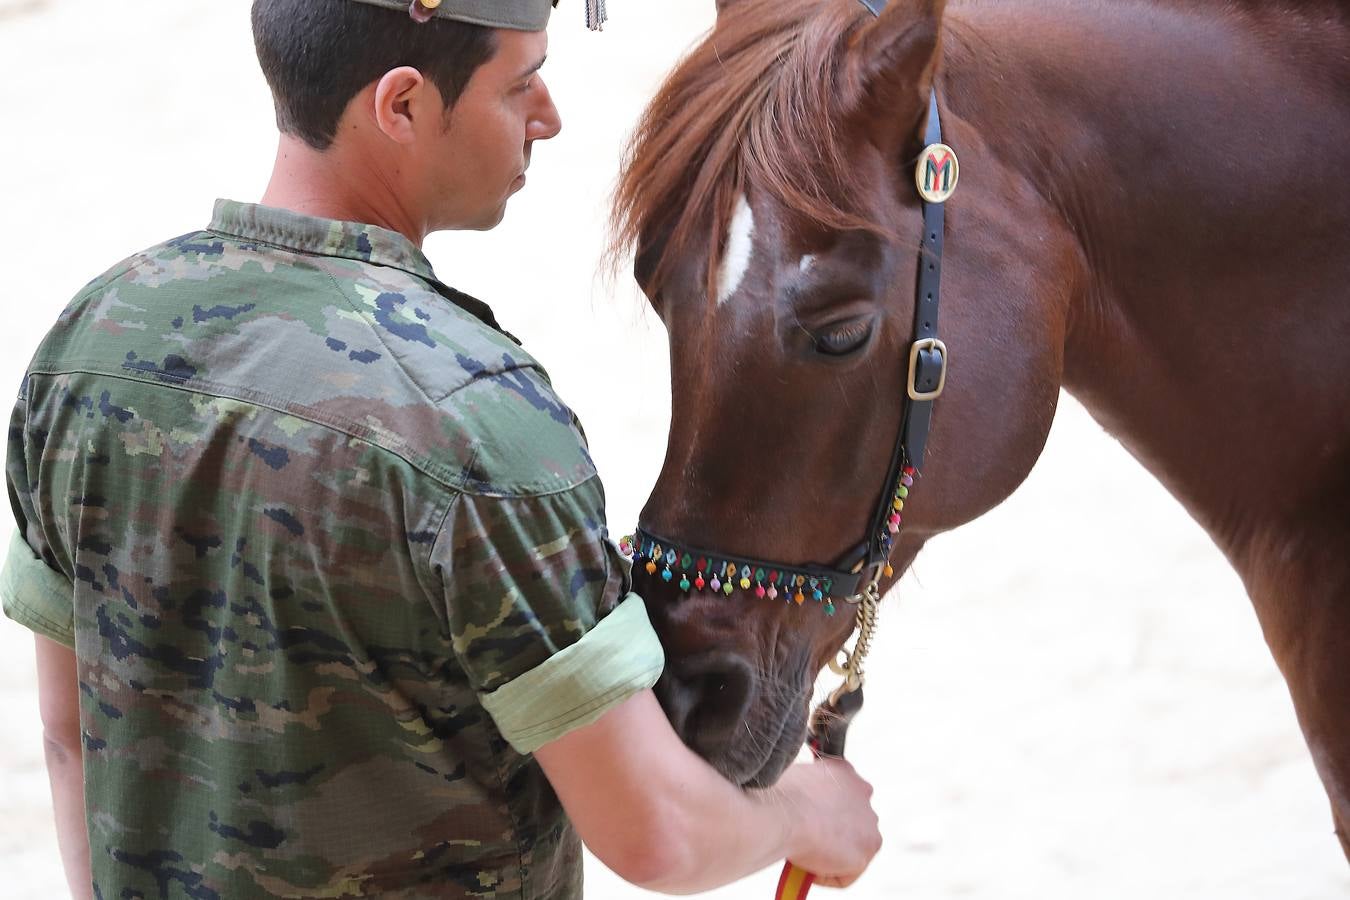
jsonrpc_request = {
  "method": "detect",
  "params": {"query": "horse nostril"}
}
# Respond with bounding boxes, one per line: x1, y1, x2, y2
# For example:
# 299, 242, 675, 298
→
655, 653, 757, 757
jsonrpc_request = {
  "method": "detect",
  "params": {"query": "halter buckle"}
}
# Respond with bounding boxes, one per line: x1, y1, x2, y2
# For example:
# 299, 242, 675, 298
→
907, 337, 948, 401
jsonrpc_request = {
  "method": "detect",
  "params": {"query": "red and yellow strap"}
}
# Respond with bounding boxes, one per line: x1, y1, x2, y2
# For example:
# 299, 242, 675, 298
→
776, 862, 816, 900
773, 673, 868, 899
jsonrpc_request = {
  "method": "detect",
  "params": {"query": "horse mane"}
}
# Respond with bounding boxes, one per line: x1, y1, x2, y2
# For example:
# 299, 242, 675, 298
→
610, 0, 879, 304
610, 0, 1348, 303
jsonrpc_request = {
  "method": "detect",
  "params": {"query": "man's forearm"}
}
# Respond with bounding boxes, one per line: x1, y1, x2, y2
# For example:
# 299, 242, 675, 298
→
537, 690, 814, 893
43, 736, 93, 900
626, 752, 803, 893
36, 636, 92, 900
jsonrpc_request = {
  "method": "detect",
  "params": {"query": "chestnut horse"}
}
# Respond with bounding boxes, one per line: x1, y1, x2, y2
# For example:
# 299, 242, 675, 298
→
613, 0, 1350, 860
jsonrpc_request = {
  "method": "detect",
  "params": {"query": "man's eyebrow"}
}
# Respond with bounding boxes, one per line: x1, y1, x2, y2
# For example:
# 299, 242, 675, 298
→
517, 55, 547, 81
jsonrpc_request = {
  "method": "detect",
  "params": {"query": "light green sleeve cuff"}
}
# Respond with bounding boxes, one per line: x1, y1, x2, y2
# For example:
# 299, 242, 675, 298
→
1, 529, 75, 649
479, 593, 664, 754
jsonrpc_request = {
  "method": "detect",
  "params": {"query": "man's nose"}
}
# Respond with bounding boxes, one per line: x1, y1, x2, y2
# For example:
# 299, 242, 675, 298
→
529, 82, 562, 141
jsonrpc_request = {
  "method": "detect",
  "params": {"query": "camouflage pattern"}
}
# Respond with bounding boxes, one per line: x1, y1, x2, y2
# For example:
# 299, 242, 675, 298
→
1, 200, 641, 899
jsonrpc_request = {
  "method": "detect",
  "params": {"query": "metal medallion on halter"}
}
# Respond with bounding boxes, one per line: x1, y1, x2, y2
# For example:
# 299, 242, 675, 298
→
916, 142, 959, 203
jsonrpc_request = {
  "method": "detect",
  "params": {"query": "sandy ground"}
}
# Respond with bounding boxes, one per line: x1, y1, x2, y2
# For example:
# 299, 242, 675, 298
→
1, 1, 1346, 897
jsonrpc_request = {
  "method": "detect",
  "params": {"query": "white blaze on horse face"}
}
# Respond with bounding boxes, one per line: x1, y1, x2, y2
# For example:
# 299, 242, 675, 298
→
717, 194, 755, 306
799, 254, 817, 274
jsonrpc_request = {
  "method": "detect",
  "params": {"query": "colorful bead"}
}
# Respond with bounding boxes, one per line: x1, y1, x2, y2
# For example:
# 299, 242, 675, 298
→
903, 465, 916, 476
901, 473, 914, 487
893, 498, 904, 511
629, 524, 921, 614
897, 485, 909, 499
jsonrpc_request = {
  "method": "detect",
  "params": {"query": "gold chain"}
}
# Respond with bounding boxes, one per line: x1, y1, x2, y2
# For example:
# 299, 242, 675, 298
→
827, 578, 882, 694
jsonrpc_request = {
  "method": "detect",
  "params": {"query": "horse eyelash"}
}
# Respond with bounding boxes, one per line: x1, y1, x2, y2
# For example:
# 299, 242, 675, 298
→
814, 319, 873, 354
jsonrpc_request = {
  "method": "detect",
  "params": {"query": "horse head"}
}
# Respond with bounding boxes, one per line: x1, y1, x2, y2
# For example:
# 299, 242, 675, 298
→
613, 0, 1083, 786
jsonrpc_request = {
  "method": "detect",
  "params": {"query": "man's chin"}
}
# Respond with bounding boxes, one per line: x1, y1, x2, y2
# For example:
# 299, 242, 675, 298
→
465, 205, 509, 232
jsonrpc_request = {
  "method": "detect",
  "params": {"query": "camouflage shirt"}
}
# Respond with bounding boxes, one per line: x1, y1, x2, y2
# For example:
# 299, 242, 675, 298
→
1, 200, 664, 899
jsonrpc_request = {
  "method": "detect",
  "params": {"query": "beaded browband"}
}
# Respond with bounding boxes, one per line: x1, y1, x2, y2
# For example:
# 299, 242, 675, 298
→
626, 84, 955, 614
623, 463, 915, 617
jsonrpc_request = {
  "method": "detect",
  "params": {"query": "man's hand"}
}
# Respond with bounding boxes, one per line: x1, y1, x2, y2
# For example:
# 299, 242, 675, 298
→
772, 756, 882, 888
535, 689, 882, 894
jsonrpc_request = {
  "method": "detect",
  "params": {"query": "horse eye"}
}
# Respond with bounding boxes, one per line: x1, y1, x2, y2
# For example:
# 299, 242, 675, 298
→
813, 319, 874, 356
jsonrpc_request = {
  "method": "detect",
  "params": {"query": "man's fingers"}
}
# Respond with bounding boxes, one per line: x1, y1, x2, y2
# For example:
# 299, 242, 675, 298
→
811, 874, 859, 889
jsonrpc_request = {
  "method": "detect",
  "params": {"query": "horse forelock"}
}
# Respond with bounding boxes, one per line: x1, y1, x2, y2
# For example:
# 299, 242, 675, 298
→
610, 0, 886, 307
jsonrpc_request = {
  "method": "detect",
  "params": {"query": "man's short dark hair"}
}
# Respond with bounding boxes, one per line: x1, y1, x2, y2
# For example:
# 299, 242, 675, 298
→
251, 0, 499, 150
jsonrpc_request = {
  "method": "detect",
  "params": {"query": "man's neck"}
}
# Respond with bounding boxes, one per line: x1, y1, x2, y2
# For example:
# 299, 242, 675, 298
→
260, 136, 427, 247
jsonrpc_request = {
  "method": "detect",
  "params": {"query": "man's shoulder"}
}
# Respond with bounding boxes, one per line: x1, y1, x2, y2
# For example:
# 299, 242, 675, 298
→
434, 353, 597, 499
24, 227, 596, 499
249, 240, 599, 498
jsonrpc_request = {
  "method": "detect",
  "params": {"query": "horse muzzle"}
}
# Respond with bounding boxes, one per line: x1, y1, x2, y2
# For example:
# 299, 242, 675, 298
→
635, 566, 814, 786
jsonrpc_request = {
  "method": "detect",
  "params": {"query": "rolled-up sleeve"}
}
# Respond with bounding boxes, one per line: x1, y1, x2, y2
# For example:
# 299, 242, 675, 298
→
1, 529, 75, 649
431, 475, 664, 754
479, 593, 663, 753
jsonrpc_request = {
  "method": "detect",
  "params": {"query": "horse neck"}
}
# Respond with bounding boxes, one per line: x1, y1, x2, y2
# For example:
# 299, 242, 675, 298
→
944, 0, 1350, 565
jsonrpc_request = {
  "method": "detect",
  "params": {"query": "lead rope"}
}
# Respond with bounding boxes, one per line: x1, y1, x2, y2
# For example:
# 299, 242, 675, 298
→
775, 579, 881, 900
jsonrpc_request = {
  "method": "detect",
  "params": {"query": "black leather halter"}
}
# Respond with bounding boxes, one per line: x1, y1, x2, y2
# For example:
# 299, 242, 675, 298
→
632, 0, 949, 608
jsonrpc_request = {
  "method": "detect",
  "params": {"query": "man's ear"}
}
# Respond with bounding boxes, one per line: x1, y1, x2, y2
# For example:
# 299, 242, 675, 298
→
372, 66, 429, 145
842, 0, 946, 145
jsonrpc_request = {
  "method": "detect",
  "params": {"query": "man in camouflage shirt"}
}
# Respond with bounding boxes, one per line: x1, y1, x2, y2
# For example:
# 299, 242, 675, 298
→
2, 1, 883, 898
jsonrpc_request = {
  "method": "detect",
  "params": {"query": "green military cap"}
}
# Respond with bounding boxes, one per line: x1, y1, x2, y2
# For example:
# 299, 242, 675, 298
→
348, 0, 606, 31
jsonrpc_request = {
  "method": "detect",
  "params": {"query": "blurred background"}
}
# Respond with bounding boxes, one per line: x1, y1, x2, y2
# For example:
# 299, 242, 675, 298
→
0, 1, 1345, 897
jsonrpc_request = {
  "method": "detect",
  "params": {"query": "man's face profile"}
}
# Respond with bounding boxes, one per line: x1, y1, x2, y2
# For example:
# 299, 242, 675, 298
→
420, 28, 562, 231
